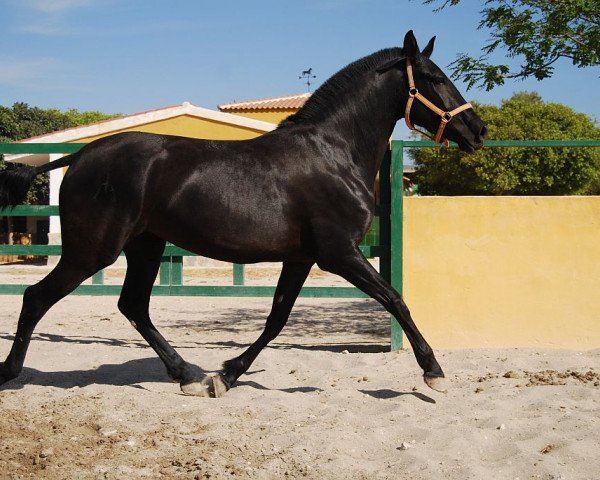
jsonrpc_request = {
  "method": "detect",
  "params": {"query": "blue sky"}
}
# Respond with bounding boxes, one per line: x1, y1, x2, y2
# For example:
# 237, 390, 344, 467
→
1, 0, 598, 138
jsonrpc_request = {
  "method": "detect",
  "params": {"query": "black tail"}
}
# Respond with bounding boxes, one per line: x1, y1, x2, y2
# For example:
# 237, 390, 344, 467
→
0, 154, 77, 209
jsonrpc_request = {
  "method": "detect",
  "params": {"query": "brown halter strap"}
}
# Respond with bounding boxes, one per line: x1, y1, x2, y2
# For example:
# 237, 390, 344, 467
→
404, 58, 473, 146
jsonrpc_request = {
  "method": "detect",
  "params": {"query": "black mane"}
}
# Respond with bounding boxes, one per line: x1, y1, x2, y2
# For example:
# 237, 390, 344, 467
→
279, 47, 404, 127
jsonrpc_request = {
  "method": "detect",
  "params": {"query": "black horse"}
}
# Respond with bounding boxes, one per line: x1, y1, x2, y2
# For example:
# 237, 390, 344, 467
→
0, 31, 485, 397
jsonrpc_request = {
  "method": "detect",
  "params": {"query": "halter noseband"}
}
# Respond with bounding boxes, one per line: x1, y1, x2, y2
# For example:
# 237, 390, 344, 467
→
405, 58, 473, 146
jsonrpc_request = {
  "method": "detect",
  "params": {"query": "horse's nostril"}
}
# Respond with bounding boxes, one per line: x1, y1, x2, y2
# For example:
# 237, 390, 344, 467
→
480, 125, 488, 139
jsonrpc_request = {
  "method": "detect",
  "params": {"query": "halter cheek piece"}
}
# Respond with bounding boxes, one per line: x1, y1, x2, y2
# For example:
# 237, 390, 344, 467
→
404, 58, 473, 146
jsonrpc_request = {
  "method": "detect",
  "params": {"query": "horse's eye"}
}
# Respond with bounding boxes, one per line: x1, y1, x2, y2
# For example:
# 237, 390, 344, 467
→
428, 74, 446, 85
419, 72, 445, 85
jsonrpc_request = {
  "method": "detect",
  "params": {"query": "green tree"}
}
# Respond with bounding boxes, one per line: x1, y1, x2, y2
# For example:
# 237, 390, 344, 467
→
424, 0, 600, 90
0, 103, 117, 204
412, 92, 600, 195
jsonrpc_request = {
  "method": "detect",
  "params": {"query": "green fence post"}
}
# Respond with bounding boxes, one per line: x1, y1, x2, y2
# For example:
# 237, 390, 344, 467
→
171, 256, 183, 285
92, 270, 104, 285
379, 147, 391, 282
390, 141, 404, 351
159, 256, 171, 285
233, 263, 245, 286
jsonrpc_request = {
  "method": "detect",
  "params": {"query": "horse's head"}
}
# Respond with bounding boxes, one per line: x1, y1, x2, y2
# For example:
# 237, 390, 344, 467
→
378, 31, 487, 152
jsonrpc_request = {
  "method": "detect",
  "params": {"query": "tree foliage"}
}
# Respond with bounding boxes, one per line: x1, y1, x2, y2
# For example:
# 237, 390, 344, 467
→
412, 92, 600, 195
0, 103, 117, 204
424, 0, 600, 90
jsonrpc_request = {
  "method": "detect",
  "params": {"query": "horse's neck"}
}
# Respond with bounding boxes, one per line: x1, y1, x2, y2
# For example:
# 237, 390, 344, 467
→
318, 75, 405, 180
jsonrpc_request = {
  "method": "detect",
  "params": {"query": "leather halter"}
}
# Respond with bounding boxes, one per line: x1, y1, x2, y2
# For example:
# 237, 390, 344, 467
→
405, 58, 473, 146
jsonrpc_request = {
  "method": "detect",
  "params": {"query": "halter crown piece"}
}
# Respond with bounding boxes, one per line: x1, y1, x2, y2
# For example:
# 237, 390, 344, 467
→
404, 58, 473, 146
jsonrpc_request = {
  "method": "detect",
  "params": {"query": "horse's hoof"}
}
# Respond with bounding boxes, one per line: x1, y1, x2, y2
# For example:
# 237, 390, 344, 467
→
180, 380, 211, 397
423, 374, 447, 393
180, 375, 228, 398
207, 375, 229, 398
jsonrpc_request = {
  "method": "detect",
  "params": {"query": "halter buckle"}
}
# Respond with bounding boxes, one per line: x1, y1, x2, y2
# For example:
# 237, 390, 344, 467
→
441, 112, 452, 123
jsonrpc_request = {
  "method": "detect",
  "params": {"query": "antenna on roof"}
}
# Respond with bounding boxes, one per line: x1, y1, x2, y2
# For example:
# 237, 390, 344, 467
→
299, 68, 316, 92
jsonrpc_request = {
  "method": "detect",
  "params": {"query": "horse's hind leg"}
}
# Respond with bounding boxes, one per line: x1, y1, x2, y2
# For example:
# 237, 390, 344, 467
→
194, 261, 313, 397
0, 258, 98, 385
117, 233, 207, 394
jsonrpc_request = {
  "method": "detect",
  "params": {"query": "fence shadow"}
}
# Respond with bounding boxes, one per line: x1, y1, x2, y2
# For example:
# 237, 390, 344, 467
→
1, 332, 388, 354
163, 299, 390, 339
0, 332, 151, 349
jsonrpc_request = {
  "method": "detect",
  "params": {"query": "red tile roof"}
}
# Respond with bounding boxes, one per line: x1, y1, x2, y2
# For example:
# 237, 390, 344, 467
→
218, 93, 311, 111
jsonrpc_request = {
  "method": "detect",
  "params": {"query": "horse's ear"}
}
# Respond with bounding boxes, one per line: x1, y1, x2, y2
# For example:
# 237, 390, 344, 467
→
422, 36, 436, 58
403, 30, 420, 57
376, 56, 406, 73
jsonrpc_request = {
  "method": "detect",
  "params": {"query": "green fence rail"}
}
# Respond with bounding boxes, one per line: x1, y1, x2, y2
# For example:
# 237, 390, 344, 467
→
2, 139, 599, 350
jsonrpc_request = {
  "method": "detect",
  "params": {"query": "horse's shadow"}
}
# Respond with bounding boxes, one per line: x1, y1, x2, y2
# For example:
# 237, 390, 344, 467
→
0, 357, 324, 395
359, 388, 436, 404
1, 357, 169, 391
0, 358, 433, 402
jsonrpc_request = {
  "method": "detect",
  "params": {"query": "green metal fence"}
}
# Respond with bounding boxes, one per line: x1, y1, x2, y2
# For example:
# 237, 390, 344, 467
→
0, 142, 398, 300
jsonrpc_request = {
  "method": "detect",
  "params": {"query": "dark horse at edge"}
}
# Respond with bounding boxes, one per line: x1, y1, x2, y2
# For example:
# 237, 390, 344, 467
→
0, 32, 485, 397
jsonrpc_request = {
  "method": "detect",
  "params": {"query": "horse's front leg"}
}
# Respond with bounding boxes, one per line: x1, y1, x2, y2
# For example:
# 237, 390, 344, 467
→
192, 261, 313, 397
317, 246, 446, 392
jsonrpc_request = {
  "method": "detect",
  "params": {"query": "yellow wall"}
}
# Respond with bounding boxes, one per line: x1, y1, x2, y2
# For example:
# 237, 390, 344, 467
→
221, 110, 295, 124
74, 114, 267, 143
403, 196, 600, 349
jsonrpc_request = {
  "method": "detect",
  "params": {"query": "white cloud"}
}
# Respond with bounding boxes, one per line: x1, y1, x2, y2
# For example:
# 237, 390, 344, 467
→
16, 20, 66, 36
11, 0, 102, 35
308, 0, 370, 11
0, 57, 61, 86
18, 0, 98, 14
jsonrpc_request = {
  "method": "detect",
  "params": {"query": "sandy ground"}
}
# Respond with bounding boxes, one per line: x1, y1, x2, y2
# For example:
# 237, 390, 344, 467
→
0, 266, 599, 479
